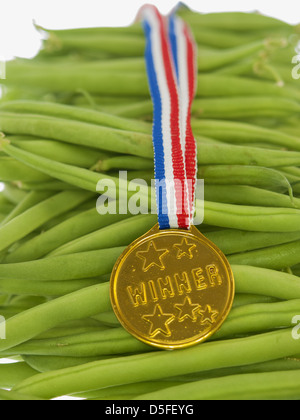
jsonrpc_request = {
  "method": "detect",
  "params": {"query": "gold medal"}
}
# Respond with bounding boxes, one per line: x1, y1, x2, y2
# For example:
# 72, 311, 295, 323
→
110, 224, 234, 349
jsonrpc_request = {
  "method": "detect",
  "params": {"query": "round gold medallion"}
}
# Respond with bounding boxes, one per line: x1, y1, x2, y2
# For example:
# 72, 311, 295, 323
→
110, 224, 234, 350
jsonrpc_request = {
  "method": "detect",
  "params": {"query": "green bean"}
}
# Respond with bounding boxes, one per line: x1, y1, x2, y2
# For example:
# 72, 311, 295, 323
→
202, 200, 300, 232
0, 362, 38, 388
213, 299, 300, 340
11, 328, 300, 399
48, 33, 145, 56
0, 141, 123, 193
48, 214, 156, 257
1, 183, 27, 204
0, 100, 152, 134
95, 155, 153, 172
228, 240, 300, 269
23, 355, 106, 372
0, 190, 54, 226
0, 277, 102, 297
0, 247, 124, 282
205, 229, 300, 255
179, 9, 292, 32
0, 155, 51, 182
204, 185, 300, 208
4, 206, 131, 263
5, 299, 300, 358
5, 60, 300, 101
135, 369, 300, 400
5, 121, 300, 170
192, 118, 300, 151
78, 359, 300, 399
17, 180, 78, 191
9, 137, 108, 168
0, 265, 299, 354
4, 328, 150, 358
0, 141, 152, 203
196, 74, 300, 101
0, 389, 44, 401
198, 165, 294, 197
232, 294, 278, 307
0, 190, 93, 253
0, 283, 111, 352
0, 112, 153, 156
232, 265, 300, 300
193, 96, 300, 120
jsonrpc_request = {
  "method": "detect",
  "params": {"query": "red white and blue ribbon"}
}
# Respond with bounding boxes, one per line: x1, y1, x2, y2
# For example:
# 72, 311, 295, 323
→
140, 5, 198, 230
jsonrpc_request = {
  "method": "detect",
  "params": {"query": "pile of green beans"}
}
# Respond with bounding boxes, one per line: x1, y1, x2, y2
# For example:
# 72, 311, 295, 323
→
0, 7, 300, 401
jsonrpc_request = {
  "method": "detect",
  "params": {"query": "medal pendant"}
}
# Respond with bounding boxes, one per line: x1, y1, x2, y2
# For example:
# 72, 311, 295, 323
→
110, 224, 235, 350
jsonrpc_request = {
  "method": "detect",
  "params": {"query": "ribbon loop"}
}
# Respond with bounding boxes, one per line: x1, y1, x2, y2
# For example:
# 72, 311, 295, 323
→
141, 5, 198, 230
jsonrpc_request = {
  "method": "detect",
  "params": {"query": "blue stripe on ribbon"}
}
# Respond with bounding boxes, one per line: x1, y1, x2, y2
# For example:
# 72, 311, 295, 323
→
168, 14, 179, 82
143, 20, 170, 229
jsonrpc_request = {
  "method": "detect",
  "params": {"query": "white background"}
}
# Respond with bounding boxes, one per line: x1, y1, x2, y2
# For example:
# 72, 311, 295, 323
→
1, 0, 299, 60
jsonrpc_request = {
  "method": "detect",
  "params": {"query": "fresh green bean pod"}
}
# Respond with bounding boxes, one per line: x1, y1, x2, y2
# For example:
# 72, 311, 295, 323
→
0, 190, 54, 226
0, 100, 152, 134
9, 137, 107, 169
78, 358, 300, 399
135, 369, 300, 400
0, 112, 153, 157
0, 389, 44, 401
202, 200, 300, 232
0, 155, 51, 182
95, 155, 153, 172
232, 265, 300, 300
1, 183, 27, 204
4, 207, 131, 263
22, 355, 108, 372
48, 214, 156, 257
0, 283, 112, 352
0, 276, 102, 297
228, 239, 300, 269
198, 165, 294, 196
192, 118, 300, 151
0, 190, 93, 253
12, 328, 300, 399
206, 229, 300, 255
4, 328, 150, 358
0, 248, 125, 282
0, 362, 38, 388
5, 299, 300, 358
204, 185, 300, 208
193, 96, 300, 120
179, 9, 292, 32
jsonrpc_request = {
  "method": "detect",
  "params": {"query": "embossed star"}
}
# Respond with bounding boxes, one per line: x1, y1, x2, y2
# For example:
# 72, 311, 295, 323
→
199, 305, 219, 325
173, 238, 196, 259
142, 304, 175, 337
136, 241, 169, 272
175, 296, 201, 322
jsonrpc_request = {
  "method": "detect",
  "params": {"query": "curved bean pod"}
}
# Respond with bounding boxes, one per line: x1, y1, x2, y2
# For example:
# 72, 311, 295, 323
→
0, 190, 93, 253
0, 362, 38, 388
134, 370, 300, 400
12, 328, 300, 399
4, 206, 130, 263
228, 240, 300, 269
0, 100, 151, 134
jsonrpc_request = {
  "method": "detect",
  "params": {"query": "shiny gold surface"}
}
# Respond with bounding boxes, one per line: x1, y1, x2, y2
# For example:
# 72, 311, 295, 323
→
110, 224, 235, 350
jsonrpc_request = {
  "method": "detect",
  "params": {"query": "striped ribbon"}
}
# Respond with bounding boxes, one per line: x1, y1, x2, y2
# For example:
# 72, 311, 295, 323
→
140, 5, 198, 230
